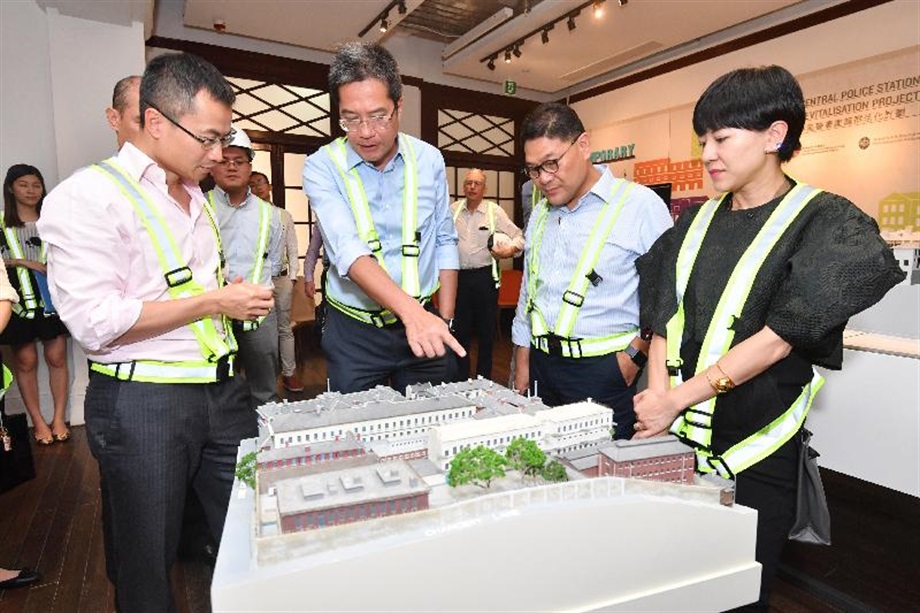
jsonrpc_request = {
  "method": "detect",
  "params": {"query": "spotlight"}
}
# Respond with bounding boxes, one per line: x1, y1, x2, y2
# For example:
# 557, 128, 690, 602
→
618, 0, 627, 5
504, 49, 512, 63
541, 29, 550, 44
379, 18, 388, 33
512, 43, 522, 58
567, 14, 577, 31
487, 57, 496, 70
397, 0, 407, 14
593, 0, 604, 18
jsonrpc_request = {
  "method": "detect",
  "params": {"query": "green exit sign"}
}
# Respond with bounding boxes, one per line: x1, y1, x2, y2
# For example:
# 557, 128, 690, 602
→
503, 79, 517, 96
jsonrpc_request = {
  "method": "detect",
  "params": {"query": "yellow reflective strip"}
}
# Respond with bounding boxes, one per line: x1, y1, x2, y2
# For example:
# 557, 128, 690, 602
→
555, 180, 632, 337
719, 372, 824, 475
95, 163, 230, 361
527, 200, 551, 336
326, 139, 389, 278
400, 134, 420, 298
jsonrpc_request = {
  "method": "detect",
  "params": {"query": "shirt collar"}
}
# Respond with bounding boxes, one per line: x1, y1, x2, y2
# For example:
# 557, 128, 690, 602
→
567, 165, 615, 213
344, 133, 405, 172
212, 185, 255, 208
116, 142, 207, 210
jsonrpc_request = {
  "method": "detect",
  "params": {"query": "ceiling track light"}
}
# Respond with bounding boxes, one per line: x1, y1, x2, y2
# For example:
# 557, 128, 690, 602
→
593, 0, 605, 18
379, 18, 389, 33
397, 0, 407, 14
477, 0, 620, 72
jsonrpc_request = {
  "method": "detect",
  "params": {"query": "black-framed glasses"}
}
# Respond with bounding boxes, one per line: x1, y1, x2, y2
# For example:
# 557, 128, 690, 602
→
145, 100, 235, 150
522, 136, 581, 180
338, 107, 397, 133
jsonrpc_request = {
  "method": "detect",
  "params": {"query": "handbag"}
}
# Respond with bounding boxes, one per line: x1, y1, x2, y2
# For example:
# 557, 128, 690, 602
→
788, 428, 831, 545
0, 406, 37, 494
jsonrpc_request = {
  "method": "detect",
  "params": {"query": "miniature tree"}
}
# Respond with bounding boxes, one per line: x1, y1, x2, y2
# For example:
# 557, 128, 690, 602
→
235, 451, 257, 490
505, 437, 546, 481
447, 445, 508, 489
541, 460, 568, 483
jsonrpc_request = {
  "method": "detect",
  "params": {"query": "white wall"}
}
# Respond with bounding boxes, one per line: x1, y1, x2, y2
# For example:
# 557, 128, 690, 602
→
47, 9, 146, 179
0, 0, 58, 184
571, 1, 920, 130
0, 2, 146, 426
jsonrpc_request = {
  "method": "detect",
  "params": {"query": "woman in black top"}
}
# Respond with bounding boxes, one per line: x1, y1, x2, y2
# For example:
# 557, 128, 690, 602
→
634, 66, 903, 609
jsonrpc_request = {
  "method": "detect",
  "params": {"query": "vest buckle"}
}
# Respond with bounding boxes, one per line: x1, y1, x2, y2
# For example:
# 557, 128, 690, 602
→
401, 244, 420, 257
562, 290, 584, 307
165, 266, 193, 288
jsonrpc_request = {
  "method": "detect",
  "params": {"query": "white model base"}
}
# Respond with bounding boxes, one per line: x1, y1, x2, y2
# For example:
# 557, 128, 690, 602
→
212, 478, 760, 611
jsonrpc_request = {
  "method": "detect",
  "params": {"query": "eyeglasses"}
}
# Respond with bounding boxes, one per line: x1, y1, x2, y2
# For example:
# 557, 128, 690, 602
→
339, 107, 397, 133
145, 100, 236, 150
522, 136, 581, 180
463, 180, 484, 187
217, 158, 251, 168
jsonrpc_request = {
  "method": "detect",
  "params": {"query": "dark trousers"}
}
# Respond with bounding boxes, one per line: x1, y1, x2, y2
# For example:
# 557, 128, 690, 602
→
234, 307, 280, 409
454, 266, 498, 380
732, 469, 798, 611
84, 373, 257, 613
529, 347, 637, 439
322, 306, 452, 393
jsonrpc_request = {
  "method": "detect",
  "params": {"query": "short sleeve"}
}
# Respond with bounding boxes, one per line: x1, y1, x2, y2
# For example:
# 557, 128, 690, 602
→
767, 196, 905, 354
636, 207, 698, 336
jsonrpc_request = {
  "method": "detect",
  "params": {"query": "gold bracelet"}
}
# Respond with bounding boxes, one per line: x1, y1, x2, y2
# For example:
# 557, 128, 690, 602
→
714, 361, 736, 387
706, 362, 735, 395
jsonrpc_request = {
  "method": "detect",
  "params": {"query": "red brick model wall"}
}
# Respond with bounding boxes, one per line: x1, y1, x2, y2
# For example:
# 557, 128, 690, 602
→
280, 492, 430, 533
599, 452, 695, 484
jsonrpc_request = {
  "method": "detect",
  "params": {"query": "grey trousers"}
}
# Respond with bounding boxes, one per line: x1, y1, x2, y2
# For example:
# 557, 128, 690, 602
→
272, 276, 296, 377
234, 308, 281, 408
84, 373, 256, 613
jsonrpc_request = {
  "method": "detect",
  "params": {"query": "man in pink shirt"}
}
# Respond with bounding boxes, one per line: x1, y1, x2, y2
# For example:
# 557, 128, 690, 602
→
39, 53, 272, 612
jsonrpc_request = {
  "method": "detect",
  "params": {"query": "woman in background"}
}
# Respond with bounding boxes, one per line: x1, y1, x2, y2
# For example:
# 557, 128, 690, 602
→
634, 66, 903, 609
1, 165, 70, 445
0, 256, 42, 590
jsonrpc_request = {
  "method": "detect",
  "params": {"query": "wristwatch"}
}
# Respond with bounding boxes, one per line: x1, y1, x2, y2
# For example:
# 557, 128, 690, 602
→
624, 344, 647, 368
442, 316, 455, 333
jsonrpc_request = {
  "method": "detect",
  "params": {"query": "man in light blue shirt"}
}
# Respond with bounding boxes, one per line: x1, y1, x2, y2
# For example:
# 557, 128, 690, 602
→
512, 103, 672, 439
303, 42, 464, 393
209, 129, 283, 407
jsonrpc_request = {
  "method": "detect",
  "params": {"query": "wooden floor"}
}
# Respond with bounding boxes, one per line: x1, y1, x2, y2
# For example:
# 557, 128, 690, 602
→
1, 323, 917, 612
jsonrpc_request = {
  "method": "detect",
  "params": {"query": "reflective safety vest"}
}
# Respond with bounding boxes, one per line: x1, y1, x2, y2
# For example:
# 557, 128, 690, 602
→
452, 199, 500, 288
527, 178, 637, 358
88, 158, 237, 384
1, 213, 48, 319
208, 191, 273, 332
324, 134, 430, 327
0, 363, 12, 401
666, 183, 825, 479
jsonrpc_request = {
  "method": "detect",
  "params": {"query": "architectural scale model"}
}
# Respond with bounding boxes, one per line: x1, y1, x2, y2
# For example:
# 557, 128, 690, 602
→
250, 378, 726, 540
212, 379, 759, 611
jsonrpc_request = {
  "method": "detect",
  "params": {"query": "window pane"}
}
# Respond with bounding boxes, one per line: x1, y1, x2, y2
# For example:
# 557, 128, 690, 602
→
284, 153, 307, 187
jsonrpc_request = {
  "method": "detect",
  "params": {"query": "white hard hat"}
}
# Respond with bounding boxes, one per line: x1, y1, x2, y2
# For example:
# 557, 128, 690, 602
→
226, 126, 254, 160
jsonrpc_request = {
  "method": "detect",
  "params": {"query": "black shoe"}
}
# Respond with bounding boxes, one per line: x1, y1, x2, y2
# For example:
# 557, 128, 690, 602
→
0, 568, 42, 590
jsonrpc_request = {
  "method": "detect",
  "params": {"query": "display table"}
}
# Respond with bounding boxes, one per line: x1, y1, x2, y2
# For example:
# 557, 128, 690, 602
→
809, 330, 920, 497
213, 461, 761, 612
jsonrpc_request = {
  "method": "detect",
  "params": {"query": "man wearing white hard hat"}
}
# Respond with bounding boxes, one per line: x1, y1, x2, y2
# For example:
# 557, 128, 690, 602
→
451, 168, 523, 380
208, 128, 283, 407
